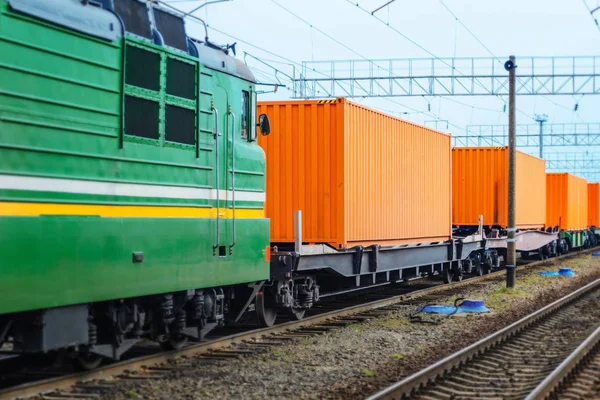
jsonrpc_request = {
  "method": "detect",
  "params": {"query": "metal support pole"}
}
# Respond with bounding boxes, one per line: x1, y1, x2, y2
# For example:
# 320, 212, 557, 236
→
539, 120, 543, 158
535, 114, 548, 159
294, 210, 302, 254
506, 55, 517, 288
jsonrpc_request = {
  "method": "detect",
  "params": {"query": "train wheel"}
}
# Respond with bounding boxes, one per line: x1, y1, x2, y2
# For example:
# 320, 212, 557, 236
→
473, 263, 483, 276
160, 335, 188, 351
287, 307, 306, 321
482, 264, 492, 274
74, 353, 103, 371
453, 266, 463, 282
256, 292, 278, 327
443, 267, 453, 284
540, 245, 549, 260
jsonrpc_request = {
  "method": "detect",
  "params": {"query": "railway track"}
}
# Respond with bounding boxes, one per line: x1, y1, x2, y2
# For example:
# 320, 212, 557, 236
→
368, 270, 600, 400
0, 249, 595, 400
526, 324, 600, 400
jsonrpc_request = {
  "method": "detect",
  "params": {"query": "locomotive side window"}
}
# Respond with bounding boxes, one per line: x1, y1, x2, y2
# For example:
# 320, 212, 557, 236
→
165, 105, 195, 145
123, 40, 198, 148
125, 45, 160, 91
164, 56, 197, 147
250, 91, 257, 141
125, 96, 159, 140
124, 44, 161, 141
241, 91, 249, 139
166, 58, 195, 100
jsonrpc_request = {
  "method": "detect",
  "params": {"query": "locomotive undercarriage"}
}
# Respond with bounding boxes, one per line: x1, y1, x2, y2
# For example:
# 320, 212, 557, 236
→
2, 231, 588, 369
2, 286, 254, 369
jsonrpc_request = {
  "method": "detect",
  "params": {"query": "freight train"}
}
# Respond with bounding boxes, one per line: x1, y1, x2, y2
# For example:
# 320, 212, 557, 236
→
452, 149, 596, 259
0, 0, 594, 369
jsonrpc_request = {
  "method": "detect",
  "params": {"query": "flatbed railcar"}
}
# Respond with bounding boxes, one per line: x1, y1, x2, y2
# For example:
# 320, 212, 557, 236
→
546, 172, 596, 254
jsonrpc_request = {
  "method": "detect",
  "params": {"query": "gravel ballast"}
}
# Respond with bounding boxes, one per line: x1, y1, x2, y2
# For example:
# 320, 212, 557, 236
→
95, 252, 600, 400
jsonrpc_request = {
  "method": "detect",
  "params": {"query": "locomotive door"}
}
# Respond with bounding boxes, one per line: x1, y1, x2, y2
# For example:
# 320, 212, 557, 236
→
212, 86, 229, 257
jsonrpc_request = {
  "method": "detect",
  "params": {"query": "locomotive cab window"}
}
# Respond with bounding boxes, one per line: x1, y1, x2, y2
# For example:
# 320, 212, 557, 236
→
250, 91, 257, 141
241, 91, 249, 140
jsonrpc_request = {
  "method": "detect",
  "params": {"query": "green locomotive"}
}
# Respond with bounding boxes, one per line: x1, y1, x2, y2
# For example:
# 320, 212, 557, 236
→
0, 0, 271, 367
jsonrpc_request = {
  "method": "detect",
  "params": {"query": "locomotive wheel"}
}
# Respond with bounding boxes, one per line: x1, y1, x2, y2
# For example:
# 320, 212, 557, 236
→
473, 263, 483, 276
256, 292, 278, 327
74, 353, 103, 371
287, 307, 306, 321
160, 335, 188, 351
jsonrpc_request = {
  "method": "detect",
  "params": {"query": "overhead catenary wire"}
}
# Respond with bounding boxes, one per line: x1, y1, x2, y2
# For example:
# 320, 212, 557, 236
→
266, 0, 469, 127
158, 0, 467, 130
582, 0, 600, 33
171, 0, 514, 130
439, 0, 596, 120
347, 0, 536, 122
438, 0, 502, 64
209, 22, 429, 116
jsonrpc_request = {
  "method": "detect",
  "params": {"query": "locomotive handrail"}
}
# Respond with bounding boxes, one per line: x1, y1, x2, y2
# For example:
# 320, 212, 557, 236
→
212, 102, 220, 255
228, 106, 236, 255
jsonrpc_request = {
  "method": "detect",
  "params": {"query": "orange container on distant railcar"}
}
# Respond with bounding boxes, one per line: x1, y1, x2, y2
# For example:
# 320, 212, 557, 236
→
452, 147, 546, 229
588, 183, 600, 227
257, 98, 452, 249
546, 173, 588, 231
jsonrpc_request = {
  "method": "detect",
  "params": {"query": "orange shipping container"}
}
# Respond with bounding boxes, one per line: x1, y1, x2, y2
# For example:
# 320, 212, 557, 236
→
588, 183, 600, 227
257, 98, 452, 249
546, 173, 588, 231
452, 147, 546, 229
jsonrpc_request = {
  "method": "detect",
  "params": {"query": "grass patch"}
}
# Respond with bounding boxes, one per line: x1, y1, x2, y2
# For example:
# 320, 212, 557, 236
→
485, 286, 529, 312
348, 324, 367, 332
125, 391, 140, 398
391, 353, 404, 359
376, 318, 412, 330
494, 287, 529, 296
360, 368, 376, 377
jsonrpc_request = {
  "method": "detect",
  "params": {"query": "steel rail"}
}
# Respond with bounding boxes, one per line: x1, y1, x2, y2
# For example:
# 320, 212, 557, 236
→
525, 325, 600, 400
367, 271, 600, 400
1, 249, 596, 400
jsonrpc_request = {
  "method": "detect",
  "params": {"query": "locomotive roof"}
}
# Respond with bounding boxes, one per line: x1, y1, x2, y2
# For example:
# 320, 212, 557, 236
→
8, 0, 255, 83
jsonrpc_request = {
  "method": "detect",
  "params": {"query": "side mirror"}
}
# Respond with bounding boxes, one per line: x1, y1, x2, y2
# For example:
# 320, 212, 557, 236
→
257, 113, 270, 136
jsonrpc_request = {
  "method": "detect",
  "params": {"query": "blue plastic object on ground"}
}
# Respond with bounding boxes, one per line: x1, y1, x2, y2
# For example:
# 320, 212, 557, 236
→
458, 299, 490, 313
419, 299, 490, 315
537, 268, 575, 277
593, 252, 600, 256
537, 271, 559, 276
559, 267, 575, 277
419, 305, 457, 314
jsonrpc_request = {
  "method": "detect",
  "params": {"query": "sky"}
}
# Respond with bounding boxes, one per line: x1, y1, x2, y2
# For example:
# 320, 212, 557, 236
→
164, 0, 600, 178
